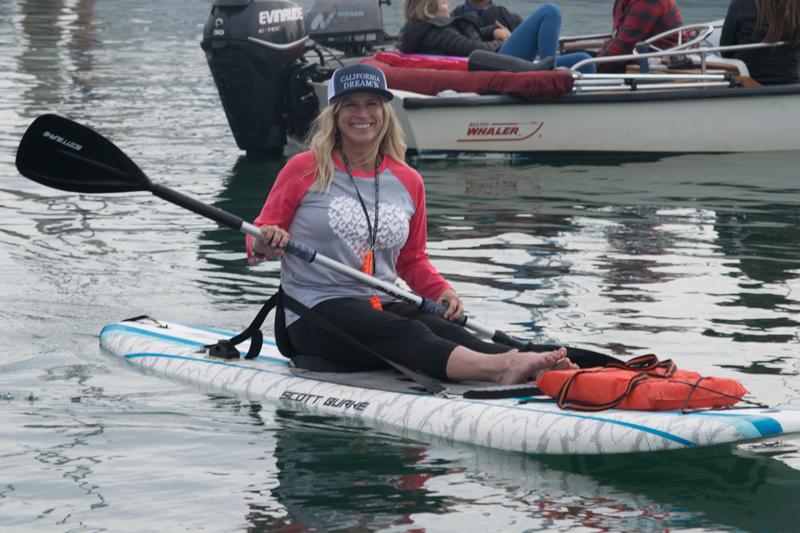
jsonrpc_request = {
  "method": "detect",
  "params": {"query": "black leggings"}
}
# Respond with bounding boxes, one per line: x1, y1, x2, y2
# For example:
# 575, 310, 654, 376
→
287, 298, 510, 380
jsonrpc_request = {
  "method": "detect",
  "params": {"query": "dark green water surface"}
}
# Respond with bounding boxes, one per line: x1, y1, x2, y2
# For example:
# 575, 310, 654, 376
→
1, 1, 799, 531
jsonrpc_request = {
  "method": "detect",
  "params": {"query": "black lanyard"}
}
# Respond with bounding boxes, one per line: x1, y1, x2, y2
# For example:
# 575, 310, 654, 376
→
339, 150, 381, 251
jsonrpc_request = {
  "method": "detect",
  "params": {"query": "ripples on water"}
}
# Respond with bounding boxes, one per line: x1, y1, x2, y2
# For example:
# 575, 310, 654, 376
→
1, 0, 800, 531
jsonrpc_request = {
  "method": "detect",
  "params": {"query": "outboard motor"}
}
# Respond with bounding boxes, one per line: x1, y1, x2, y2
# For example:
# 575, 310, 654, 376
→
305, 0, 392, 56
201, 0, 308, 157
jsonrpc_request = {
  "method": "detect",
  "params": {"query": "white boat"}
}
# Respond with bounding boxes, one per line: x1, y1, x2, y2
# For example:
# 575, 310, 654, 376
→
200, 4, 800, 157
335, 82, 800, 156
311, 23, 800, 156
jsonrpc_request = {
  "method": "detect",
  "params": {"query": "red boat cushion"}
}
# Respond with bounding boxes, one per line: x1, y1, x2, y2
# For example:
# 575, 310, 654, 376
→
373, 51, 468, 71
362, 58, 573, 100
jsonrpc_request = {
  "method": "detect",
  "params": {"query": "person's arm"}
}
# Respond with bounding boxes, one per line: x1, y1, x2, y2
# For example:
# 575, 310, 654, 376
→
422, 22, 502, 55
478, 22, 510, 43
456, 9, 504, 42
479, 24, 497, 41
397, 202, 464, 319
596, 0, 662, 61
393, 168, 454, 304
392, 163, 465, 320
246, 153, 316, 264
595, 0, 670, 72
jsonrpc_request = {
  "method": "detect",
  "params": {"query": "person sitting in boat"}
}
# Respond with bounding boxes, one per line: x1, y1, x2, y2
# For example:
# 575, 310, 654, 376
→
450, 0, 522, 32
248, 63, 576, 384
398, 0, 596, 72
719, 0, 800, 85
594, 0, 684, 72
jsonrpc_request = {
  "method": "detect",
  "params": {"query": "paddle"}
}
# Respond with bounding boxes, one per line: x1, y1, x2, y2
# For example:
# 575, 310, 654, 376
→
15, 114, 619, 366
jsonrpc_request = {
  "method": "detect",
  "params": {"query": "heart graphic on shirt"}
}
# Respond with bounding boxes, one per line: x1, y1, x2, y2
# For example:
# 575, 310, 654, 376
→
328, 195, 409, 258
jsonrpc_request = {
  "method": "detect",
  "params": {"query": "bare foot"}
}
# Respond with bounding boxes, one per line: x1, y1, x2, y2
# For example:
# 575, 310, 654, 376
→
552, 357, 579, 371
497, 347, 571, 385
531, 355, 579, 381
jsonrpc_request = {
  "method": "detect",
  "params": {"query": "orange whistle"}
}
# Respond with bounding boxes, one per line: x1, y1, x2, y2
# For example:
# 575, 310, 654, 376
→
362, 251, 382, 310
361, 251, 374, 275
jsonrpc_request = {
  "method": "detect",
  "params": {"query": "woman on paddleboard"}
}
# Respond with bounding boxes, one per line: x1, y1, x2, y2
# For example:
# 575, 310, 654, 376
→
248, 63, 575, 384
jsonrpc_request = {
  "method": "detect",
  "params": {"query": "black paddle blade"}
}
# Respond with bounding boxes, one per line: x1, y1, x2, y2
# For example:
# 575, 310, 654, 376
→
15, 114, 152, 193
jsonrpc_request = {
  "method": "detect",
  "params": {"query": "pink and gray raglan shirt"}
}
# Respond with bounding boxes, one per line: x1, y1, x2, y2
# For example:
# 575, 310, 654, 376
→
246, 151, 452, 325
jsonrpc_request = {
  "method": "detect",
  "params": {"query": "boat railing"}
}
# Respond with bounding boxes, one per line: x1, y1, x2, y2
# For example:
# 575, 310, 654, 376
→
570, 40, 787, 94
558, 32, 612, 54
640, 22, 717, 53
573, 74, 732, 93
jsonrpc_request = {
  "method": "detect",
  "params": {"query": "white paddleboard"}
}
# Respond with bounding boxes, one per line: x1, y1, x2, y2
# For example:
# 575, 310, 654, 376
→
99, 317, 800, 455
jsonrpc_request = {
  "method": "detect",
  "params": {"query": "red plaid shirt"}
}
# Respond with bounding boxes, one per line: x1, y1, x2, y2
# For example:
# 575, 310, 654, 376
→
597, 0, 684, 71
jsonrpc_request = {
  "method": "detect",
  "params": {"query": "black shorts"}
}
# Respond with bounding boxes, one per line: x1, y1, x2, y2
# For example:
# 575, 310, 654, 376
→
287, 298, 509, 380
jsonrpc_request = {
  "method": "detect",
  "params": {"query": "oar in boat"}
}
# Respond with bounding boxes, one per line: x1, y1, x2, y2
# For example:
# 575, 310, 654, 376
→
15, 114, 619, 367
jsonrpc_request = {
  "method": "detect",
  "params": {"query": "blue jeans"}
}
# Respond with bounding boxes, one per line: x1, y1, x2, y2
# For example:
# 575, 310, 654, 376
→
499, 3, 596, 74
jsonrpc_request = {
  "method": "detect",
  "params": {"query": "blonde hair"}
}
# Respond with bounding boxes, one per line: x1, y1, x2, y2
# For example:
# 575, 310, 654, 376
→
404, 0, 441, 22
756, 0, 800, 49
306, 97, 407, 191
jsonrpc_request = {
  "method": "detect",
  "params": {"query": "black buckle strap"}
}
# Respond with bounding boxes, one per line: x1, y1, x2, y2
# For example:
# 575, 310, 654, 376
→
204, 292, 278, 360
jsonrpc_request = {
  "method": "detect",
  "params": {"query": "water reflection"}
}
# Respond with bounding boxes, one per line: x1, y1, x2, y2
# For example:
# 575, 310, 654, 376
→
256, 410, 450, 531
245, 408, 800, 532
16, 0, 98, 113
532, 446, 800, 533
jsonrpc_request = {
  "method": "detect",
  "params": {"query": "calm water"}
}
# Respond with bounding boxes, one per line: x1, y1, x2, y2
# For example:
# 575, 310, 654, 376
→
2, 0, 800, 531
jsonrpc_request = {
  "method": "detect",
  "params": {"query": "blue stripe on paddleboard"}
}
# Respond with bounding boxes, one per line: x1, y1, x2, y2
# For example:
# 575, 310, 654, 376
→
124, 352, 290, 371
99, 323, 287, 365
177, 323, 277, 346
684, 411, 783, 438
462, 404, 787, 445
462, 399, 699, 447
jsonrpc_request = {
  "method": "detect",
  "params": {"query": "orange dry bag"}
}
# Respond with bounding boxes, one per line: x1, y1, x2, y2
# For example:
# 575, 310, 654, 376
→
537, 354, 748, 411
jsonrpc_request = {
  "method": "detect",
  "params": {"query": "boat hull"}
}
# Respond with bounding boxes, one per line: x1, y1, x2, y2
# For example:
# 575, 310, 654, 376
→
100, 318, 800, 456
314, 83, 800, 154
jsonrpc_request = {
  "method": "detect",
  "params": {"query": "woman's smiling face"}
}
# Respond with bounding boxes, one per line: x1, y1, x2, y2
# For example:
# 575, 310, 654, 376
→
336, 92, 385, 151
